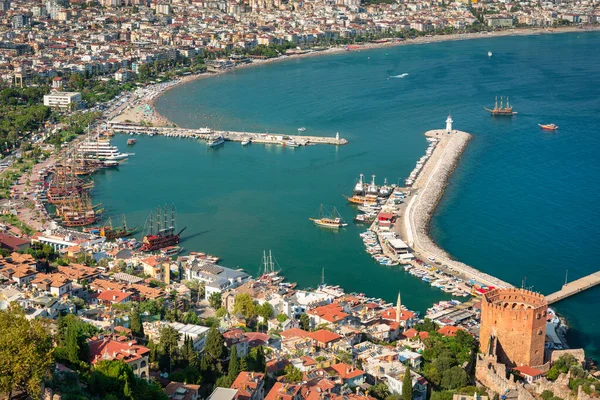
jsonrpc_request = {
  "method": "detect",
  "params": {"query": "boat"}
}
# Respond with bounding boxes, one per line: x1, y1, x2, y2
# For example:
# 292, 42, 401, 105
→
207, 135, 225, 147
103, 160, 119, 168
488, 51, 493, 57
484, 96, 517, 116
160, 246, 183, 257
538, 123, 558, 131
298, 127, 306, 132
98, 215, 136, 240
344, 194, 379, 205
366, 175, 379, 196
241, 137, 251, 146
78, 136, 130, 160
353, 174, 365, 195
309, 204, 347, 228
141, 205, 187, 251
354, 213, 375, 224
127, 138, 136, 145
282, 139, 300, 148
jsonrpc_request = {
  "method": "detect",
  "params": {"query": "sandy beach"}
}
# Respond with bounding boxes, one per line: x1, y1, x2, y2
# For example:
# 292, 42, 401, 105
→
111, 26, 599, 128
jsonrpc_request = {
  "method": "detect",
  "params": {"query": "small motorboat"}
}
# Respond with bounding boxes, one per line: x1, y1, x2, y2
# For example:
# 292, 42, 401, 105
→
298, 127, 306, 132
538, 123, 558, 131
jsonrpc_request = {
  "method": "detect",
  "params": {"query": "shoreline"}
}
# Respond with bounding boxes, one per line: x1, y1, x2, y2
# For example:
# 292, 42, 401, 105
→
135, 25, 600, 127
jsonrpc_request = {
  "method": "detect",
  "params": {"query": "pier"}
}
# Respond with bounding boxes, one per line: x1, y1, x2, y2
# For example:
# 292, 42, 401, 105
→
401, 128, 514, 289
107, 122, 348, 146
545, 271, 600, 304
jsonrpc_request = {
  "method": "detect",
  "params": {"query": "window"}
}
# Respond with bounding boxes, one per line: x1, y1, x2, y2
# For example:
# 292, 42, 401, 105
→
131, 363, 138, 370
140, 360, 147, 368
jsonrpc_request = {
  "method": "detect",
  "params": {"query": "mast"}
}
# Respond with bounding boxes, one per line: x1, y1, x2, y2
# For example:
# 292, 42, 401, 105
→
156, 206, 162, 232
262, 251, 267, 276
321, 267, 325, 285
500, 96, 504, 109
506, 96, 510, 109
269, 250, 274, 273
149, 210, 154, 235
122, 214, 127, 230
171, 204, 175, 231
163, 204, 168, 231
494, 96, 498, 109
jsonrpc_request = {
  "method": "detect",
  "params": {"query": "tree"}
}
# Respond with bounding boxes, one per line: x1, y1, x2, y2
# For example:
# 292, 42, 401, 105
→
233, 293, 256, 318
130, 307, 144, 338
299, 313, 310, 331
208, 292, 222, 309
228, 346, 240, 381
89, 359, 168, 400
402, 367, 413, 400
284, 364, 303, 383
204, 326, 226, 362
441, 366, 469, 390
159, 325, 180, 372
55, 314, 96, 368
182, 335, 198, 368
369, 382, 390, 399
0, 305, 54, 399
257, 302, 274, 321
215, 307, 228, 318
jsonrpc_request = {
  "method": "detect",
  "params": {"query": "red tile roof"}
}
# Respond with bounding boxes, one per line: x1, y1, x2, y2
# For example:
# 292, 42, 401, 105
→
280, 328, 309, 340
330, 363, 365, 380
96, 290, 132, 303
307, 329, 342, 344
437, 326, 463, 337
514, 366, 544, 377
88, 337, 149, 365
265, 382, 301, 400
231, 371, 265, 400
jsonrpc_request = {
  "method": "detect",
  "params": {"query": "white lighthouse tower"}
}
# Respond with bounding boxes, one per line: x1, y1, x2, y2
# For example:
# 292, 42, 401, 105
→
446, 114, 453, 134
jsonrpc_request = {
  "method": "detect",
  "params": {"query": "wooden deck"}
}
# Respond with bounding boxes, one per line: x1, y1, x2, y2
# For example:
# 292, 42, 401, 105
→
545, 270, 600, 304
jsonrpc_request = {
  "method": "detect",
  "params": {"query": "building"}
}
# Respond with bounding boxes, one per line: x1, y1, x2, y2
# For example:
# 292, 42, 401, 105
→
479, 288, 547, 368
165, 382, 201, 400
0, 233, 30, 251
182, 258, 250, 298
452, 395, 489, 400
208, 387, 239, 400
88, 337, 150, 379
43, 92, 82, 110
12, 15, 31, 29
513, 366, 544, 384
230, 371, 265, 400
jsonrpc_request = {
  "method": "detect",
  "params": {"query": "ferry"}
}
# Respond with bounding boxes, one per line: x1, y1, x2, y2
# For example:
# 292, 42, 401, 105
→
538, 123, 558, 131
484, 96, 517, 116
78, 137, 131, 160
207, 135, 225, 147
160, 246, 183, 257
310, 204, 347, 228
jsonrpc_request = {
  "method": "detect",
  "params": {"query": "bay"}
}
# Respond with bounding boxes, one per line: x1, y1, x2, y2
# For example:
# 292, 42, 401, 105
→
94, 31, 600, 359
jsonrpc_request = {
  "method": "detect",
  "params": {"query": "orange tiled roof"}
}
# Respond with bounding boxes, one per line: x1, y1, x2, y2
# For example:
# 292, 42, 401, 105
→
280, 328, 310, 340
329, 363, 365, 380
88, 337, 149, 365
307, 329, 341, 344
437, 326, 463, 337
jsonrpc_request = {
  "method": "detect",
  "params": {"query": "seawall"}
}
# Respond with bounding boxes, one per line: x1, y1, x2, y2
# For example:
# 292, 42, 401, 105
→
404, 129, 514, 289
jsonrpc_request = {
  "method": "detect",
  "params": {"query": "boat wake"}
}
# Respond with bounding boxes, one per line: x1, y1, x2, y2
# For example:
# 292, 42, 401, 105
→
389, 73, 409, 79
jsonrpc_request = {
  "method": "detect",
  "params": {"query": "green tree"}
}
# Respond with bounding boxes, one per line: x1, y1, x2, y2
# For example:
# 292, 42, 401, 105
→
0, 305, 54, 399
228, 346, 240, 381
215, 307, 228, 318
205, 326, 226, 362
257, 302, 274, 321
299, 313, 310, 331
89, 359, 168, 400
159, 325, 180, 372
55, 314, 96, 368
441, 366, 469, 390
182, 335, 198, 368
369, 382, 390, 399
233, 293, 256, 318
208, 292, 222, 309
402, 367, 413, 400
130, 307, 144, 338
284, 364, 303, 383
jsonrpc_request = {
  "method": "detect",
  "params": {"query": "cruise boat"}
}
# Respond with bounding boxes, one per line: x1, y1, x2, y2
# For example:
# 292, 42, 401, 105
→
310, 204, 347, 228
539, 123, 558, 131
78, 137, 130, 160
207, 135, 225, 147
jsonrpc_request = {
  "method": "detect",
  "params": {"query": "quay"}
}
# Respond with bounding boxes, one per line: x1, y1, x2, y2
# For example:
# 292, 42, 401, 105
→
545, 271, 600, 304
107, 122, 348, 146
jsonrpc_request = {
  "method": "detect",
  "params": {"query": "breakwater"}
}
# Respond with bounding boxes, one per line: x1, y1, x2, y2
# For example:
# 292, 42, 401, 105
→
404, 129, 513, 289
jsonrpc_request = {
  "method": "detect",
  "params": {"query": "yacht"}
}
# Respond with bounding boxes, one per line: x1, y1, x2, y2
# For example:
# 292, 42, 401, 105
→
207, 135, 225, 147
241, 137, 251, 146
77, 138, 130, 160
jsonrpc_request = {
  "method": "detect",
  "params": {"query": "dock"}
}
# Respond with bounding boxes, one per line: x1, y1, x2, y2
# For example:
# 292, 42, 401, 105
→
545, 271, 600, 304
107, 122, 348, 146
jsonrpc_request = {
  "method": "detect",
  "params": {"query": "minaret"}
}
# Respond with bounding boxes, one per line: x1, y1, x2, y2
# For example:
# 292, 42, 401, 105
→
396, 291, 402, 323
446, 113, 453, 134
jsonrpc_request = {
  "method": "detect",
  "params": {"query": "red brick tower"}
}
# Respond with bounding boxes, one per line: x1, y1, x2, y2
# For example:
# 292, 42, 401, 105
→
479, 288, 548, 368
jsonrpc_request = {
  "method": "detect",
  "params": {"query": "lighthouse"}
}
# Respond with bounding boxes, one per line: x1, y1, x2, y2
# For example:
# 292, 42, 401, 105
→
446, 114, 453, 134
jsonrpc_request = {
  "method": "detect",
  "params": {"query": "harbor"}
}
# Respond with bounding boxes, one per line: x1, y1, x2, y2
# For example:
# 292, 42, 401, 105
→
107, 122, 348, 147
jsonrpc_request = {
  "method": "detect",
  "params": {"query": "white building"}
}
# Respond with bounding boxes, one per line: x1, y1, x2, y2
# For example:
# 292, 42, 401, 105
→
43, 91, 82, 110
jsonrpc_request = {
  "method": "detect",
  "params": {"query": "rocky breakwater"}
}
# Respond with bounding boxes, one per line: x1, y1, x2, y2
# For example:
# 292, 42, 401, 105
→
406, 129, 514, 289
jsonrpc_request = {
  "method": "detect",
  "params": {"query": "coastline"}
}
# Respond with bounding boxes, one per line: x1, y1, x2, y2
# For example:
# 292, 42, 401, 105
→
137, 25, 600, 128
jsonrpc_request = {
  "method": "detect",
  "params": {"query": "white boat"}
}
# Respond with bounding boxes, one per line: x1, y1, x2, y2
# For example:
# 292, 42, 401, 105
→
310, 204, 347, 228
488, 51, 493, 57
160, 246, 182, 257
298, 127, 306, 132
241, 137, 251, 146
77, 137, 129, 160
207, 135, 225, 147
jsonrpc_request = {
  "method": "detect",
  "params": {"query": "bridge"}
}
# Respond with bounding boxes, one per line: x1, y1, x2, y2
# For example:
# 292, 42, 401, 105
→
545, 270, 600, 305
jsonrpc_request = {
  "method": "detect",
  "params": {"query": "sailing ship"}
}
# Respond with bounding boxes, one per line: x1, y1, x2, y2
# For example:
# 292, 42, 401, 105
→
55, 193, 103, 227
538, 123, 558, 131
97, 215, 136, 239
309, 204, 348, 228
484, 96, 517, 116
258, 250, 283, 283
141, 205, 186, 251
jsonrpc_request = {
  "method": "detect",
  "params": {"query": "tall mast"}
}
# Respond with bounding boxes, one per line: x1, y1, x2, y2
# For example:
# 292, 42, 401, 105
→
163, 204, 168, 231
157, 206, 162, 232
269, 250, 274, 273
122, 214, 127, 230
507, 97, 510, 108
171, 204, 175, 230
262, 251, 267, 276
149, 210, 153, 235
321, 267, 325, 285
500, 96, 503, 109
495, 96, 498, 109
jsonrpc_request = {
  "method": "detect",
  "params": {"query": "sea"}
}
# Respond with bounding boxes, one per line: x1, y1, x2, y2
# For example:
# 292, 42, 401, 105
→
93, 31, 600, 359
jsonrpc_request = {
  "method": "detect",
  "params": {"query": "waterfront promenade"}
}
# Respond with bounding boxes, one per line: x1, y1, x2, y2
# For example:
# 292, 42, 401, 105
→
402, 129, 514, 289
107, 122, 348, 146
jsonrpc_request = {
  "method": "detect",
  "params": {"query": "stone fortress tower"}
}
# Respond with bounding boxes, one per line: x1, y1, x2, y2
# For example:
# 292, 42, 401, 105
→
479, 288, 548, 368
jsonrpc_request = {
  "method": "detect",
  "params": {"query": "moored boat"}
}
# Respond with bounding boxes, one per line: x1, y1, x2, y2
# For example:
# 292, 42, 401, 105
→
241, 137, 251, 146
141, 205, 186, 251
160, 245, 183, 257
207, 135, 225, 147
310, 204, 347, 228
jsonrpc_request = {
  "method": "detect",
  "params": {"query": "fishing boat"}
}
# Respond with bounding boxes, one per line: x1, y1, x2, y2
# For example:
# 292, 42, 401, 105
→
241, 137, 251, 146
127, 138, 136, 145
353, 174, 365, 195
366, 175, 379, 196
141, 205, 187, 251
484, 96, 517, 116
310, 204, 347, 228
538, 123, 558, 131
207, 135, 225, 147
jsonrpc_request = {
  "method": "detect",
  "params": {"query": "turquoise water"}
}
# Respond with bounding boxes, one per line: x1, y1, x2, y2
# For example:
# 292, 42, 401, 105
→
96, 32, 600, 359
